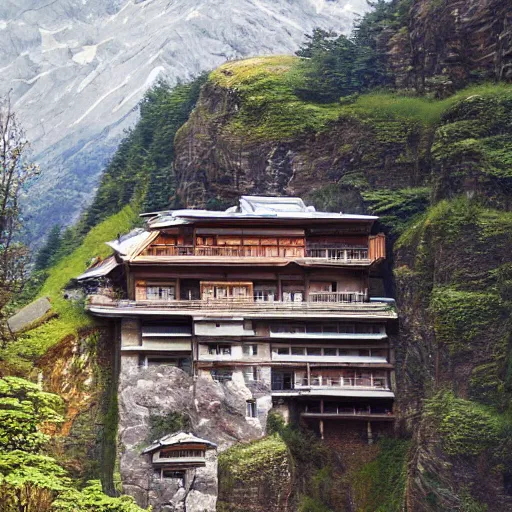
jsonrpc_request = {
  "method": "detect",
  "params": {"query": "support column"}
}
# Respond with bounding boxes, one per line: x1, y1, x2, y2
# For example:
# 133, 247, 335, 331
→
306, 362, 311, 386
367, 421, 373, 445
319, 419, 324, 440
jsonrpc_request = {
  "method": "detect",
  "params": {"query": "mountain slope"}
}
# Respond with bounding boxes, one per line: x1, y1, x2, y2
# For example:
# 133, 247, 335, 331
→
0, 0, 367, 242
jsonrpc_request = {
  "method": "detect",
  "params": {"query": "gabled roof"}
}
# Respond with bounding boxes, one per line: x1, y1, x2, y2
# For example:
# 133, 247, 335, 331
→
106, 229, 158, 262
142, 432, 217, 454
76, 255, 120, 281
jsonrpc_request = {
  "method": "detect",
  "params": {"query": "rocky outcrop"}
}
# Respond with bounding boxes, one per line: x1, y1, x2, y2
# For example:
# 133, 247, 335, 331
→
172, 55, 512, 510
174, 64, 433, 209
387, 0, 512, 95
118, 355, 273, 511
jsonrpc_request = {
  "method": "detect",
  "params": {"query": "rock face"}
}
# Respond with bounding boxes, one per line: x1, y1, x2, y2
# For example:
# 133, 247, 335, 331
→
0, 0, 367, 242
172, 57, 512, 510
118, 354, 273, 511
174, 58, 433, 209
387, 0, 512, 94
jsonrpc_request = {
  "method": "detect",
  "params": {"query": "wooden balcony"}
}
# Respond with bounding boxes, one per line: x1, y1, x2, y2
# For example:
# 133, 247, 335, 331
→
138, 244, 375, 264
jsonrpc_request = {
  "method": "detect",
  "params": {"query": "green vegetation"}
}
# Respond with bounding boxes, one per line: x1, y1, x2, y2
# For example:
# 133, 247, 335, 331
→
218, 434, 289, 482
351, 439, 410, 512
362, 187, 431, 235
0, 206, 137, 374
294, 1, 411, 102
429, 287, 503, 354
147, 411, 191, 444
425, 392, 503, 456
82, 76, 207, 234
210, 55, 344, 140
0, 376, 147, 511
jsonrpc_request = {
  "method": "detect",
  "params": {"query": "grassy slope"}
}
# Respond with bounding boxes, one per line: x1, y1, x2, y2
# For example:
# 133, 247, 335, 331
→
210, 56, 512, 141
2, 206, 137, 374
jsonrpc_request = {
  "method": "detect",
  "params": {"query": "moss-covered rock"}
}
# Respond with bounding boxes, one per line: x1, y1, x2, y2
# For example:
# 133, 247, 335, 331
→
217, 434, 292, 512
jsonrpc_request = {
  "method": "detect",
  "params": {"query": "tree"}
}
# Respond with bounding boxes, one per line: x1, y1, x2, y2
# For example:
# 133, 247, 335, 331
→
295, 1, 402, 102
0, 376, 148, 511
34, 225, 62, 271
0, 97, 39, 342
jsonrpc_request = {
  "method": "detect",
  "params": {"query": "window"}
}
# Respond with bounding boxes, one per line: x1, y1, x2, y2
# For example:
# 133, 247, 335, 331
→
291, 347, 305, 356
246, 400, 257, 418
208, 344, 231, 356
243, 367, 260, 383
306, 323, 322, 334
243, 344, 258, 356
160, 449, 205, 458
147, 357, 178, 367
323, 348, 337, 356
276, 347, 290, 355
306, 347, 322, 356
283, 291, 303, 302
146, 285, 175, 301
211, 369, 232, 383
161, 470, 185, 485
323, 324, 338, 334
254, 286, 276, 302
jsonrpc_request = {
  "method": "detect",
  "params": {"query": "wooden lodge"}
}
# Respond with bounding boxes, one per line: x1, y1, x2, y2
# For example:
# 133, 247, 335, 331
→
78, 196, 397, 442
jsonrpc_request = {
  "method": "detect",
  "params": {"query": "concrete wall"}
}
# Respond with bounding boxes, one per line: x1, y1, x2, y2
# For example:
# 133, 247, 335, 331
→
194, 320, 254, 336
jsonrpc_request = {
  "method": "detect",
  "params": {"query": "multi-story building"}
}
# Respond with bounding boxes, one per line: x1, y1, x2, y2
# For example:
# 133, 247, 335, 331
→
79, 196, 397, 444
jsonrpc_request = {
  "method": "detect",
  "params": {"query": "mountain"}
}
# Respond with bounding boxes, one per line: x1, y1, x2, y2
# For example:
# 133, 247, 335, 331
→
0, 0, 367, 242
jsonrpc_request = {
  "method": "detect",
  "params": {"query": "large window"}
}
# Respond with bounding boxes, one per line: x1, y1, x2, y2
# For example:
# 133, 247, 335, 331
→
160, 449, 205, 458
201, 282, 253, 300
270, 322, 384, 335
154, 469, 185, 484
243, 367, 260, 383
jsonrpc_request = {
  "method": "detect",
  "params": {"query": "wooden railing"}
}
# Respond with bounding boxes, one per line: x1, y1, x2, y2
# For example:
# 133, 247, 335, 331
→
305, 247, 368, 261
141, 244, 373, 262
303, 405, 394, 416
309, 292, 366, 303
294, 376, 388, 390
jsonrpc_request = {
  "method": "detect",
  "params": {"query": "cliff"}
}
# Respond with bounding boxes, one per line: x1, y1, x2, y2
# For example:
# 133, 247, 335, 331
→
172, 53, 512, 510
8, 1, 512, 509
388, 0, 512, 94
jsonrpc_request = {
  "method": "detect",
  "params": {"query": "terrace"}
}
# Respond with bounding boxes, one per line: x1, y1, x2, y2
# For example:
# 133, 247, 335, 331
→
86, 295, 397, 320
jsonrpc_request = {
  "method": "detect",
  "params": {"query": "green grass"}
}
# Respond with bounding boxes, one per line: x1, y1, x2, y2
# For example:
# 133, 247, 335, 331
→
218, 434, 289, 481
209, 56, 344, 140
210, 56, 512, 142
1, 206, 137, 373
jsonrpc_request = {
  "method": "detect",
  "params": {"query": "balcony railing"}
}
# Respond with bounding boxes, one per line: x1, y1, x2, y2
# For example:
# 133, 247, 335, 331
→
305, 247, 368, 261
294, 376, 389, 390
141, 245, 370, 262
302, 405, 394, 418
309, 292, 366, 303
